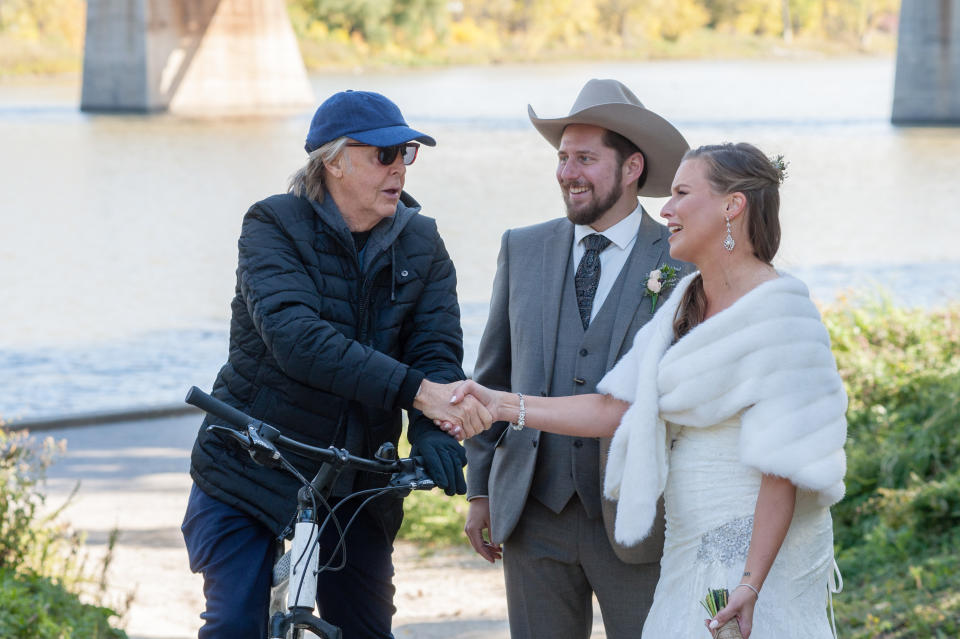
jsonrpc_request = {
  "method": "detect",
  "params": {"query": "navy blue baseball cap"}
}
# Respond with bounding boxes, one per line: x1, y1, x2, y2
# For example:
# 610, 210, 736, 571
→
304, 90, 436, 153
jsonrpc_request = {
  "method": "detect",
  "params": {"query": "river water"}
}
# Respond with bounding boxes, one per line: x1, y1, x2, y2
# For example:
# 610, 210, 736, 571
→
2, 58, 958, 420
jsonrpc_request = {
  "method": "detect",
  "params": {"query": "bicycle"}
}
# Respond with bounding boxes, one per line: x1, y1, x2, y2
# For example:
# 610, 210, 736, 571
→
184, 386, 436, 639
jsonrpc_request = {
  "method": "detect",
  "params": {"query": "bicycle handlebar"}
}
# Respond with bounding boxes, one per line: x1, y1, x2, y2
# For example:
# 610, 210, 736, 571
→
186, 386, 434, 639
184, 386, 433, 488
184, 385, 257, 433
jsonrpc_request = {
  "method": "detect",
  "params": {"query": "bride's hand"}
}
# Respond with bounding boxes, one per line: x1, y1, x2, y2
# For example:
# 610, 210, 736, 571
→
438, 380, 503, 439
449, 380, 499, 412
706, 585, 756, 638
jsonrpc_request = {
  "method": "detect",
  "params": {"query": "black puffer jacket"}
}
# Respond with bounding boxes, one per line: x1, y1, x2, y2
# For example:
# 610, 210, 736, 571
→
189, 191, 464, 535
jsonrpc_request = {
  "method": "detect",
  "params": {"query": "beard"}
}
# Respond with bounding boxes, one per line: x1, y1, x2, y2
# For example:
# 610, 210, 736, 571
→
563, 165, 623, 226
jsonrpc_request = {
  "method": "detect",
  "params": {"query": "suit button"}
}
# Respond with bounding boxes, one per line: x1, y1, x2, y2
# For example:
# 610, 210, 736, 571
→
532, 440, 538, 448
573, 440, 583, 448
573, 377, 586, 385
579, 348, 588, 356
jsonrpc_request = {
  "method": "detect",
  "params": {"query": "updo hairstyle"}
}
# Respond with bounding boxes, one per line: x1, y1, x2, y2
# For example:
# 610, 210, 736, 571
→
673, 142, 785, 339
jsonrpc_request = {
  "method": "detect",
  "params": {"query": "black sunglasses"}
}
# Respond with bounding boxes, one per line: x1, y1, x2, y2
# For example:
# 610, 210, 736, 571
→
344, 142, 420, 166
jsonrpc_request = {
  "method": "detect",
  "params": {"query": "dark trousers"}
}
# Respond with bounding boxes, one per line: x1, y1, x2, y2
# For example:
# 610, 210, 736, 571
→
182, 483, 398, 639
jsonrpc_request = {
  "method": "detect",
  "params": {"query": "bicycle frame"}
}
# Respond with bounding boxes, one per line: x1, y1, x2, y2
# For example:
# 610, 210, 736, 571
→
184, 386, 434, 639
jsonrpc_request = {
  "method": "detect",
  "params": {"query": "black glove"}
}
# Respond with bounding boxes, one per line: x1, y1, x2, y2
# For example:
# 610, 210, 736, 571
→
410, 428, 467, 496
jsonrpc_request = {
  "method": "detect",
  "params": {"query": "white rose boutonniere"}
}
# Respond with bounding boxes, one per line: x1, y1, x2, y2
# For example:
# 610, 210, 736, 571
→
643, 263, 679, 312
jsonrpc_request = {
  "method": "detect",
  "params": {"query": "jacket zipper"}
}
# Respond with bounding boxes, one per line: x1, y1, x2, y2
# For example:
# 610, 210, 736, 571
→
358, 275, 372, 343
353, 250, 389, 460
357, 249, 388, 344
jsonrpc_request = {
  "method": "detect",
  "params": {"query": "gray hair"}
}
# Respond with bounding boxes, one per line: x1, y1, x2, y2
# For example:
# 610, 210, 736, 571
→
287, 136, 349, 202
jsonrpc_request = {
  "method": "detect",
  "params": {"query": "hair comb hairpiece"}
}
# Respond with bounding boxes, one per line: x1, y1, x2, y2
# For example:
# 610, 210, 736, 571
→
770, 154, 788, 184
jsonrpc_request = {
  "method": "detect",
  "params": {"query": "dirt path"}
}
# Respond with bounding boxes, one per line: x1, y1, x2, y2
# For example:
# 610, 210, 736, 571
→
38, 415, 606, 638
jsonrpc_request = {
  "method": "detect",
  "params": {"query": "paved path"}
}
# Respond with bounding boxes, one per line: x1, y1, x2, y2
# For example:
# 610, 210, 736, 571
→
41, 415, 212, 639
35, 414, 547, 638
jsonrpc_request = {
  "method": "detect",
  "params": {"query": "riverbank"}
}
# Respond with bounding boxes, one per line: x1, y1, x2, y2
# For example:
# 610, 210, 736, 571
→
0, 35, 79, 76
293, 29, 896, 72
0, 28, 895, 79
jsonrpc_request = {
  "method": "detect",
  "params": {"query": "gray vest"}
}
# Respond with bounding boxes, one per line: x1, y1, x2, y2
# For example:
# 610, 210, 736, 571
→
529, 251, 632, 519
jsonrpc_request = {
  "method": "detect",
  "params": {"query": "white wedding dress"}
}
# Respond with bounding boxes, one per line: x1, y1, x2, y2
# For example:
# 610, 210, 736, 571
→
640, 417, 837, 639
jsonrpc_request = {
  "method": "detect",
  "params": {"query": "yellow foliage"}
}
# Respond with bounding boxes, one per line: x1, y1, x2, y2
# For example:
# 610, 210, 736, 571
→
527, 0, 601, 50
330, 27, 353, 45
306, 21, 330, 40
414, 27, 438, 52
729, 0, 781, 36
2, 0, 904, 75
623, 0, 710, 43
656, 0, 710, 41
449, 17, 489, 45
0, 0, 86, 46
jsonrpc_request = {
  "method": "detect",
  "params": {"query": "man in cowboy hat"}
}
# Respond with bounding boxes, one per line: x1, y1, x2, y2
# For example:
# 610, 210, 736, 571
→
463, 79, 692, 638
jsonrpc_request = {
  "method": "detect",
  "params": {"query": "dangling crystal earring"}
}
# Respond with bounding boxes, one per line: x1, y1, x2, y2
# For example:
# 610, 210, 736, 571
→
723, 216, 735, 252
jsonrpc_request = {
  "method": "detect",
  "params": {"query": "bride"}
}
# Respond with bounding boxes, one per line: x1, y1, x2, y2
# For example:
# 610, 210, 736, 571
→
446, 142, 847, 638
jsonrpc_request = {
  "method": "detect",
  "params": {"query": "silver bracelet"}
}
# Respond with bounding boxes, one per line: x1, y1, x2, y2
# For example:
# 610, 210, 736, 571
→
736, 583, 760, 600
509, 393, 525, 431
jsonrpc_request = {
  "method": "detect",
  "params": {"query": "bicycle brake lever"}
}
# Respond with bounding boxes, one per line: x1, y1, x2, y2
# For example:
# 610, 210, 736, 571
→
388, 457, 436, 492
206, 423, 284, 468
206, 424, 252, 447
247, 425, 284, 468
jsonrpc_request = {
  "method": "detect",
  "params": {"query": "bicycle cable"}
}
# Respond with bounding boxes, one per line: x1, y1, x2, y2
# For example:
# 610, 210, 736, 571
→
288, 474, 408, 607
313, 485, 411, 575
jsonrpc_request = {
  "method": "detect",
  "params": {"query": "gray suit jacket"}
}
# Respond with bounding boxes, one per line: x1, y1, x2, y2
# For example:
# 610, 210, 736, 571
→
465, 210, 689, 563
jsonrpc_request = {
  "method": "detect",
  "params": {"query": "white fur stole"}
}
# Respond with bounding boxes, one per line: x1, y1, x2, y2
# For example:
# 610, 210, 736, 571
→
598, 272, 848, 546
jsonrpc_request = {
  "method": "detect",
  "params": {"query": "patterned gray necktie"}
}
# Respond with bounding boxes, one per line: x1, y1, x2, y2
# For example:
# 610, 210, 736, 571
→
574, 233, 612, 330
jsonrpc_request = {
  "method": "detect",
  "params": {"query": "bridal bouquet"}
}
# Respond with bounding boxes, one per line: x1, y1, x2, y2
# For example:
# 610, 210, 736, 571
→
701, 588, 743, 639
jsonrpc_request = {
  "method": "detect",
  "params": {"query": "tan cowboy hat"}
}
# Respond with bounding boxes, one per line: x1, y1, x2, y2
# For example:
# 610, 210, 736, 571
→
528, 78, 689, 197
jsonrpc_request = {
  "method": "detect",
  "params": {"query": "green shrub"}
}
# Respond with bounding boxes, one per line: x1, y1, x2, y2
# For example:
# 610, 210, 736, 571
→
398, 488, 469, 546
0, 431, 74, 577
0, 568, 124, 639
0, 428, 127, 638
825, 298, 960, 638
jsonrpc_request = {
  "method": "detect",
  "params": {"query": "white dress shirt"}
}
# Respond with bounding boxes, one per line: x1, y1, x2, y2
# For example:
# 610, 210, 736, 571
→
572, 204, 642, 324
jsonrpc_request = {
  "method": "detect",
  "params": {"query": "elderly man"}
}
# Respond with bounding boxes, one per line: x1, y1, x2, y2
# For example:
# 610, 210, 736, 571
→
462, 79, 692, 638
182, 90, 488, 639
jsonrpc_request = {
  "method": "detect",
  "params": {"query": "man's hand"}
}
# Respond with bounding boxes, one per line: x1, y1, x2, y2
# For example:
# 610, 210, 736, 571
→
463, 497, 502, 563
440, 380, 507, 439
410, 428, 467, 496
413, 380, 493, 439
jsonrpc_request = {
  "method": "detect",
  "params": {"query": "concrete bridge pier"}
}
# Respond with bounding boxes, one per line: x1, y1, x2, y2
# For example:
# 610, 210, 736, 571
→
81, 0, 314, 115
892, 0, 960, 125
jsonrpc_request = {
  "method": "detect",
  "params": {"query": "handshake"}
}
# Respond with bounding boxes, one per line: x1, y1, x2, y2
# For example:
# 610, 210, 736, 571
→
412, 379, 508, 441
